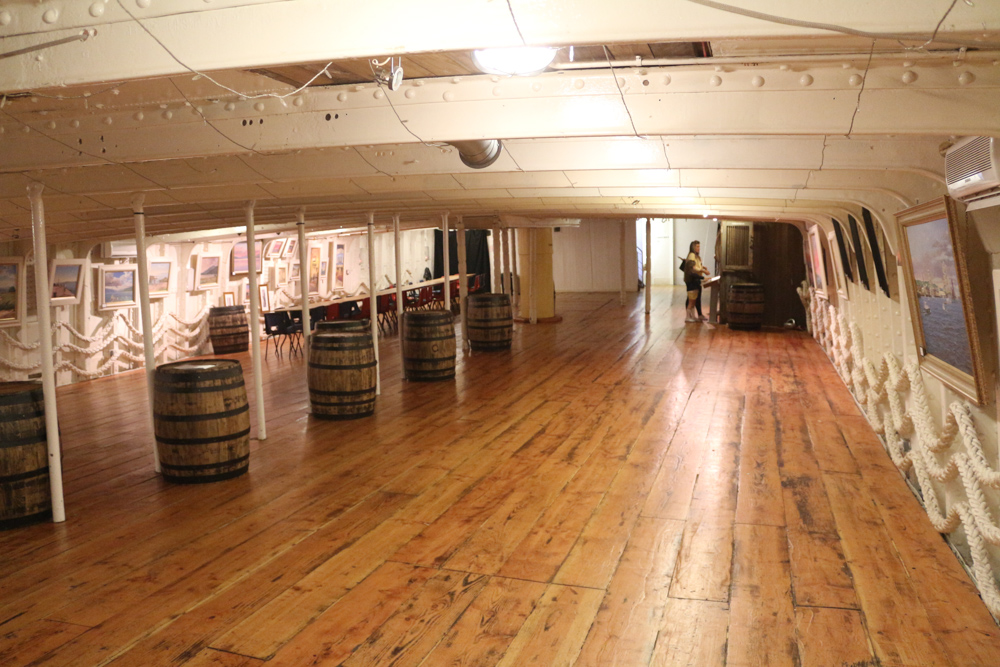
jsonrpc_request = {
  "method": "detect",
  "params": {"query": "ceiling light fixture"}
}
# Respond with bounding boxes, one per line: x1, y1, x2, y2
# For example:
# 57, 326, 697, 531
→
472, 47, 557, 76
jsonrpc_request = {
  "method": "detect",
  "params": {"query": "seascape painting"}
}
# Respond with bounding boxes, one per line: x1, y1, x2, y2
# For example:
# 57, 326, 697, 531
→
148, 261, 171, 295
905, 216, 973, 376
0, 260, 19, 323
197, 256, 220, 288
51, 263, 83, 302
231, 240, 264, 275
102, 268, 136, 308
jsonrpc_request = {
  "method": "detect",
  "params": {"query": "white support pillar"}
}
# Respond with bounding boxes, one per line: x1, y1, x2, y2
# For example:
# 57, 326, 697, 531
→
132, 194, 161, 473
26, 183, 65, 523
441, 213, 451, 312
296, 209, 311, 353
528, 230, 538, 324
619, 220, 627, 306
645, 217, 652, 315
393, 214, 403, 323
501, 222, 510, 295
510, 228, 519, 314
367, 212, 381, 395
457, 215, 469, 350
492, 222, 503, 294
244, 201, 267, 441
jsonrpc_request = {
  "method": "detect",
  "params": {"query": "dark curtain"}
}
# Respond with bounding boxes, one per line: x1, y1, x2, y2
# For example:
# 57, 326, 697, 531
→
862, 208, 891, 298
848, 214, 871, 291
434, 229, 491, 289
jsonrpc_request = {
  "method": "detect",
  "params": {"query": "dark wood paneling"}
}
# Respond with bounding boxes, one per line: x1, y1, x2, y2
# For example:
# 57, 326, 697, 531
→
752, 222, 808, 328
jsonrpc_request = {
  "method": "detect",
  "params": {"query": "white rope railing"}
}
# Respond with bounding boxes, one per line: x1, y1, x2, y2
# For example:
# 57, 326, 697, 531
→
810, 293, 1000, 615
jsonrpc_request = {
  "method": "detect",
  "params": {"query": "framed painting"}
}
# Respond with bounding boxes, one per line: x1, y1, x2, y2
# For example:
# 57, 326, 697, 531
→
50, 258, 87, 306
308, 246, 321, 295
147, 259, 172, 297
98, 264, 137, 309
0, 257, 23, 327
290, 262, 300, 280
808, 226, 827, 298
266, 238, 286, 259
259, 284, 271, 312
897, 196, 987, 405
194, 255, 221, 289
283, 238, 298, 259
223, 292, 236, 307
230, 240, 264, 276
277, 265, 288, 285
334, 242, 345, 289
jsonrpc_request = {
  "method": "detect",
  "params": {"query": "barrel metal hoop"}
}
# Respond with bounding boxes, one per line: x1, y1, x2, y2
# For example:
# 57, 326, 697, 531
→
0, 466, 49, 484
156, 425, 251, 446
0, 391, 44, 408
154, 379, 246, 394
155, 403, 249, 423
0, 432, 46, 449
308, 361, 377, 371
160, 454, 250, 472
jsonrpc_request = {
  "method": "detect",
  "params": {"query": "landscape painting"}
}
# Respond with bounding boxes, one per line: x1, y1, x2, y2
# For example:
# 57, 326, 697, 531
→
100, 265, 137, 309
50, 259, 86, 305
195, 255, 220, 289
230, 240, 264, 276
0, 258, 21, 325
308, 246, 321, 295
334, 242, 345, 289
148, 260, 171, 296
904, 216, 973, 376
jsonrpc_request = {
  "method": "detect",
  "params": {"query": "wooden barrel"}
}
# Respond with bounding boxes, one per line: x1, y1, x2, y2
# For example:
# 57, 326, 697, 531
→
315, 319, 370, 333
153, 360, 250, 484
728, 283, 765, 331
402, 310, 456, 382
466, 293, 513, 351
208, 306, 249, 354
0, 382, 51, 529
308, 332, 377, 419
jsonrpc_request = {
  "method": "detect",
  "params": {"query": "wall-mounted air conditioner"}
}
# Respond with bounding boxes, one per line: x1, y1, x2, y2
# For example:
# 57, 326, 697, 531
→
945, 136, 1000, 202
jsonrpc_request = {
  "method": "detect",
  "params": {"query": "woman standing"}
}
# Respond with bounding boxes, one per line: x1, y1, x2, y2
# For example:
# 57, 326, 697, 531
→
685, 240, 711, 322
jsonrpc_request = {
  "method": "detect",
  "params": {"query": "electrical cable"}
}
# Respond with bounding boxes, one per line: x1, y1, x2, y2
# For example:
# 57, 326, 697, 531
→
505, 0, 528, 45
846, 41, 876, 137
603, 46, 641, 138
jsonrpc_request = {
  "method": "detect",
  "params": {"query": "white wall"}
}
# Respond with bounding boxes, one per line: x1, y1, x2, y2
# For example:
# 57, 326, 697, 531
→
673, 218, 719, 283
552, 219, 639, 292
649, 218, 675, 286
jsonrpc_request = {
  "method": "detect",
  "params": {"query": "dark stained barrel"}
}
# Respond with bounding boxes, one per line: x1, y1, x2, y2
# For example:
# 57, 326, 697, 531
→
308, 332, 377, 419
0, 382, 51, 529
402, 310, 456, 382
728, 283, 765, 331
466, 293, 513, 351
208, 306, 249, 354
153, 360, 250, 484
315, 319, 370, 333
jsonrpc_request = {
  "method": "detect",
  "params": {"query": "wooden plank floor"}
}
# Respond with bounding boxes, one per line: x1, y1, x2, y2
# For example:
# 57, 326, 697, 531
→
2, 288, 999, 667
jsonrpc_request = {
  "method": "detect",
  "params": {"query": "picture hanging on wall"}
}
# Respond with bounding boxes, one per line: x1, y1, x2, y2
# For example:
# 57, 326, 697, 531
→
49, 258, 87, 306
308, 246, 321, 295
230, 240, 264, 276
290, 262, 300, 280
259, 285, 270, 312
267, 238, 286, 259
277, 265, 288, 285
98, 264, 137, 310
223, 292, 236, 307
147, 260, 172, 297
283, 238, 298, 258
897, 196, 987, 405
808, 227, 827, 298
0, 257, 24, 326
320, 261, 328, 279
194, 255, 221, 289
334, 242, 345, 289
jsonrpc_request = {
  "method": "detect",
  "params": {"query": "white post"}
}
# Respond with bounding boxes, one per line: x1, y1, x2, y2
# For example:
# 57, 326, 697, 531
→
501, 222, 510, 294
510, 228, 519, 314
27, 183, 66, 523
132, 194, 161, 473
441, 213, 450, 312
529, 230, 538, 324
367, 212, 381, 395
619, 220, 627, 306
645, 217, 652, 315
244, 201, 267, 441
296, 208, 311, 353
457, 215, 469, 350
493, 222, 503, 294
393, 214, 404, 323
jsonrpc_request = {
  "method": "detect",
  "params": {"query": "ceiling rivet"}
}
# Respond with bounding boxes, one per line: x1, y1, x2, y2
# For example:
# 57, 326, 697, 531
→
710, 75, 722, 86
42, 9, 59, 23
404, 89, 416, 99
443, 91, 455, 101
46, 121, 56, 130
373, 89, 384, 99
902, 60, 914, 68
293, 97, 304, 107
799, 74, 814, 86
337, 92, 348, 102
532, 82, 542, 92
253, 102, 265, 112
779, 64, 790, 71
490, 76, 499, 83
89, 2, 105, 17
224, 102, 235, 111
0, 11, 11, 25
413, 80, 424, 87
663, 75, 671, 85
70, 119, 80, 128
492, 86, 502, 96
134, 111, 144, 121
901, 70, 917, 84
163, 110, 173, 120
752, 75, 765, 87
451, 77, 460, 84
849, 74, 863, 86
353, 85, 364, 92
21, 125, 30, 134
959, 71, 975, 85
574, 79, 585, 89
137, 0, 151, 8
103, 116, 113, 125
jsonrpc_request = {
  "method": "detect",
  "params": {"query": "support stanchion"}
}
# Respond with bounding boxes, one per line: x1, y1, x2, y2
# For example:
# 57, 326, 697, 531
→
441, 213, 450, 312
367, 212, 381, 395
26, 183, 66, 523
245, 201, 267, 440
619, 220, 627, 306
510, 228, 519, 314
457, 215, 469, 350
645, 217, 652, 315
393, 213, 403, 323
296, 208, 311, 354
132, 193, 161, 473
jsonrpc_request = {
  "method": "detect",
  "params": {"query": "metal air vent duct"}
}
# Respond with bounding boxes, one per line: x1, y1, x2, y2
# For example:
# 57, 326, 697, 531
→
448, 140, 503, 169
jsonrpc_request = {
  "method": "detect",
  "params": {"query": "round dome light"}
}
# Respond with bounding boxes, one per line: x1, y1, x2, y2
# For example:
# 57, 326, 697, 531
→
472, 47, 557, 76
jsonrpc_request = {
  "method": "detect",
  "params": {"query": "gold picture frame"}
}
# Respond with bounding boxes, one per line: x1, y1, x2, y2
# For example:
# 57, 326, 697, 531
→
897, 196, 988, 405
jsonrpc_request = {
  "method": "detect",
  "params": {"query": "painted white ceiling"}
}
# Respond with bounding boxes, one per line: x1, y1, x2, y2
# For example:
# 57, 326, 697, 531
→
0, 0, 997, 247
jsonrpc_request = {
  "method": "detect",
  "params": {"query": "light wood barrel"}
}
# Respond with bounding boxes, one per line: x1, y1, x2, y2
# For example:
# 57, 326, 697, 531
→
728, 283, 765, 331
402, 310, 456, 382
153, 360, 250, 484
308, 332, 377, 419
0, 382, 51, 529
315, 319, 370, 333
466, 293, 513, 351
208, 306, 249, 354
